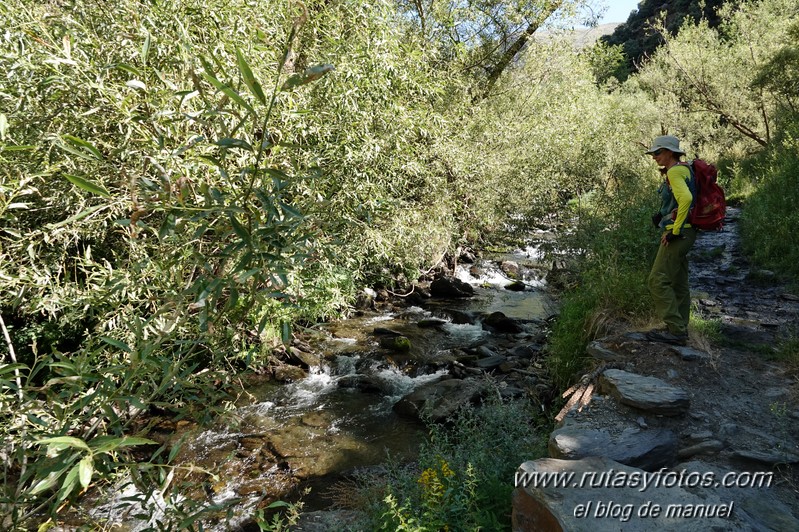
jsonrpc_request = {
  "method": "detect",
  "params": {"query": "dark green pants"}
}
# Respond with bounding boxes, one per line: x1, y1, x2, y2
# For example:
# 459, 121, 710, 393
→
647, 228, 697, 335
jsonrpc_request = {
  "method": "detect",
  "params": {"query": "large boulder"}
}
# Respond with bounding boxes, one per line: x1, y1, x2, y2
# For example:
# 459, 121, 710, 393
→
482, 311, 524, 333
500, 260, 521, 279
430, 276, 475, 298
504, 280, 527, 291
379, 335, 411, 352
393, 378, 482, 421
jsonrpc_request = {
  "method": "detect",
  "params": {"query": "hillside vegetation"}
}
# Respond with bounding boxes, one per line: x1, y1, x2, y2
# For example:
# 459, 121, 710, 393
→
1, 0, 798, 528
601, 0, 739, 78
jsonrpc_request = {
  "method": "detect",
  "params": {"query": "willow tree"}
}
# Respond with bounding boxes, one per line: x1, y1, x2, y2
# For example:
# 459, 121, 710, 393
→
395, 0, 588, 99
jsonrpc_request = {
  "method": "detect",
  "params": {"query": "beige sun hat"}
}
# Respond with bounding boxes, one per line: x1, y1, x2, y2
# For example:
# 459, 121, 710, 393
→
645, 135, 685, 155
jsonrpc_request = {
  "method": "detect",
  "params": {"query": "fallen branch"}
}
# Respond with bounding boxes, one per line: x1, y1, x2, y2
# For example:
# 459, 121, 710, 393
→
554, 362, 621, 422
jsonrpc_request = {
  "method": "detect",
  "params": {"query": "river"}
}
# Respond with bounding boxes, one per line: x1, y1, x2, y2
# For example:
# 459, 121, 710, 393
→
84, 244, 555, 530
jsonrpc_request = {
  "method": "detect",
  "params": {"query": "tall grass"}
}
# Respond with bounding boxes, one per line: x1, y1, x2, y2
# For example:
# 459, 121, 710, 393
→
546, 171, 658, 389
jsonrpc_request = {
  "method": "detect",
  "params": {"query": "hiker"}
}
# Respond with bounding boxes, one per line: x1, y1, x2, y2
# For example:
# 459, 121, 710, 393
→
645, 135, 697, 345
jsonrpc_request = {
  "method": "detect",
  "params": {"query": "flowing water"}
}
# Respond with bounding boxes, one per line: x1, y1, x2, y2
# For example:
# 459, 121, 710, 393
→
87, 246, 554, 530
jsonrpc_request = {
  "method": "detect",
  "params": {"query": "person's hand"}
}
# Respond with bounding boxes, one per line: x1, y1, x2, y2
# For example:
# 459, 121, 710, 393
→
661, 232, 682, 246
651, 212, 663, 227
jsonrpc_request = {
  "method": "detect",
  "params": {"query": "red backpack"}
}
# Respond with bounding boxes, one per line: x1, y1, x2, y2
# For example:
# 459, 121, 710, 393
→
677, 159, 727, 231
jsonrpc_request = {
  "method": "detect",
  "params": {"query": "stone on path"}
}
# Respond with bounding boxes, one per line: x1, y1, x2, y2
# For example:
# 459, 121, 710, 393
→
586, 341, 622, 362
549, 418, 677, 471
667, 345, 709, 361
599, 369, 690, 416
676, 439, 724, 459
623, 332, 649, 342
732, 449, 799, 465
678, 459, 799, 532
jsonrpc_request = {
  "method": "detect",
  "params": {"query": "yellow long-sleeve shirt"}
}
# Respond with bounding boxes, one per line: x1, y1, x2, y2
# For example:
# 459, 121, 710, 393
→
666, 164, 693, 235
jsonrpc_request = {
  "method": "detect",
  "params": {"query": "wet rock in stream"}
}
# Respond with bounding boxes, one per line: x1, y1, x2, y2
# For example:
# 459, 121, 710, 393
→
393, 378, 483, 421
417, 317, 448, 328
430, 276, 475, 298
378, 335, 412, 352
504, 280, 527, 291
482, 311, 524, 333
272, 363, 307, 382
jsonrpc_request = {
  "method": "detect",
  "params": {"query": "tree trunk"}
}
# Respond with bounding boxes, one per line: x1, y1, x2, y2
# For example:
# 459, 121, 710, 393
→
478, 1, 563, 101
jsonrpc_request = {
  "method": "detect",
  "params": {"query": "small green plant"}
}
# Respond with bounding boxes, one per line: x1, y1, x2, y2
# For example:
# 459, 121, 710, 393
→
770, 401, 789, 419
360, 395, 547, 530
254, 500, 303, 531
689, 314, 723, 344
770, 331, 799, 375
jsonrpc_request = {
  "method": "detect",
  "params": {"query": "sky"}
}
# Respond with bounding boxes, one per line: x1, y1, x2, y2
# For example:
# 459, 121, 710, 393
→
598, 0, 641, 24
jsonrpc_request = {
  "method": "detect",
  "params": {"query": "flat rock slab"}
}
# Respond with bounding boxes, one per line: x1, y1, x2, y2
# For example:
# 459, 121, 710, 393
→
666, 345, 709, 362
549, 420, 677, 471
678, 459, 799, 531
586, 341, 622, 362
599, 369, 689, 416
732, 449, 799, 465
513, 457, 748, 531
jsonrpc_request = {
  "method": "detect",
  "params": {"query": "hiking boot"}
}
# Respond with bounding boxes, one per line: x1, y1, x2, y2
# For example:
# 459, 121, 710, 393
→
645, 329, 688, 346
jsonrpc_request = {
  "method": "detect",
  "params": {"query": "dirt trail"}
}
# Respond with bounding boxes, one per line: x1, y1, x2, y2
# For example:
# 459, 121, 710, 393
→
511, 207, 799, 530
606, 205, 799, 505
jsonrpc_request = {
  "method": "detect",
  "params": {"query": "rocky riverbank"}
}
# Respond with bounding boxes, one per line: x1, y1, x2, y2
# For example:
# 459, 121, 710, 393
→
513, 207, 799, 530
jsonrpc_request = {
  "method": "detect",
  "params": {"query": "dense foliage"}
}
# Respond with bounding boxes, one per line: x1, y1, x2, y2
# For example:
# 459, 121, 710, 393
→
739, 16, 799, 278
601, 0, 738, 79
1, 0, 798, 528
546, 0, 799, 381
